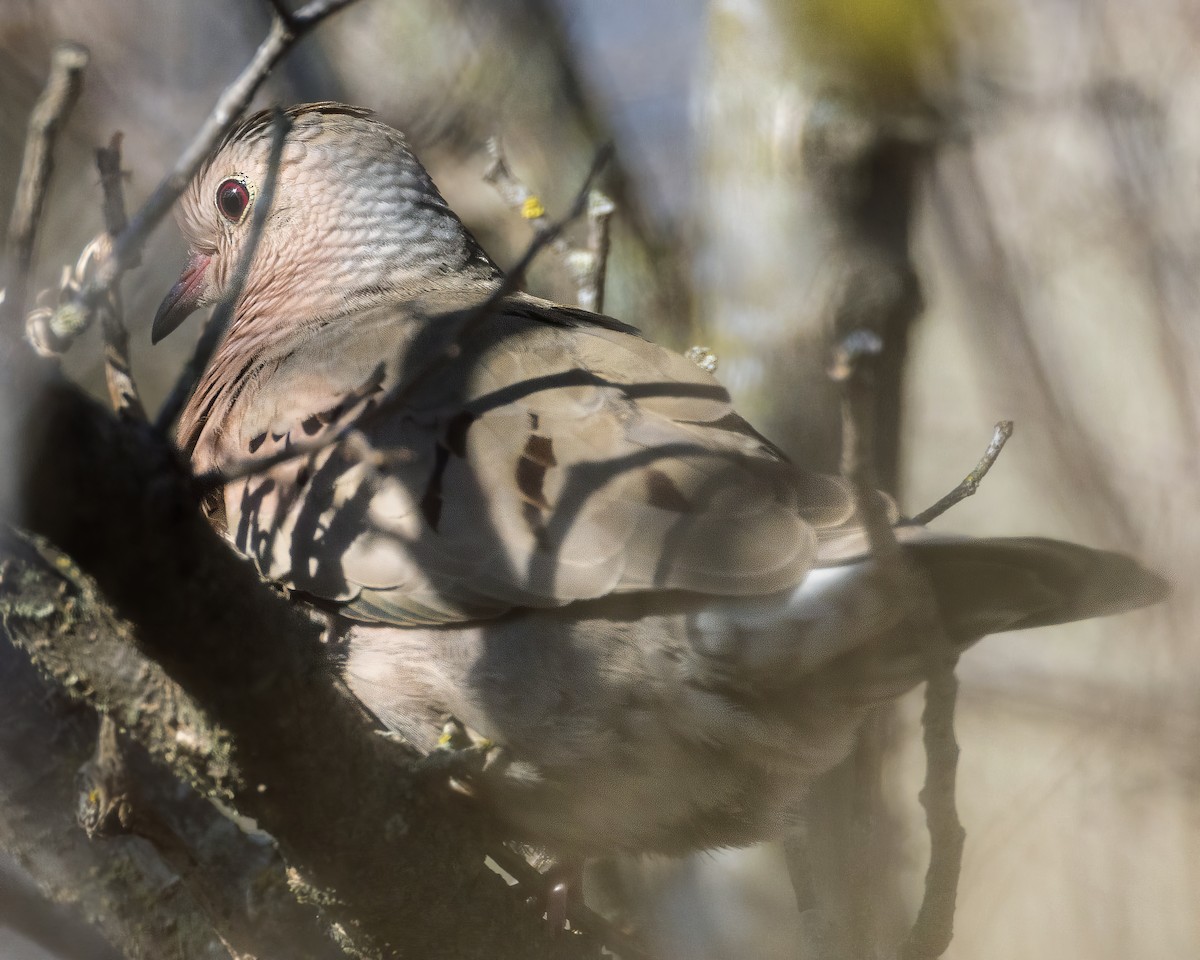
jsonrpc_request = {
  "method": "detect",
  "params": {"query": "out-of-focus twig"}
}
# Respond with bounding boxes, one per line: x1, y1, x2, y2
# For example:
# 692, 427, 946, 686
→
45, 0, 362, 350
830, 329, 965, 960
266, 0, 299, 30
484, 137, 615, 311
911, 421, 1014, 525
199, 143, 614, 491
1, 42, 89, 332
156, 109, 291, 433
830, 329, 903, 562
486, 844, 652, 960
900, 662, 965, 960
95, 133, 146, 422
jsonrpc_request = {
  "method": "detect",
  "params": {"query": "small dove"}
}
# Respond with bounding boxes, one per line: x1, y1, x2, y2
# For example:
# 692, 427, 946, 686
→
154, 103, 1166, 856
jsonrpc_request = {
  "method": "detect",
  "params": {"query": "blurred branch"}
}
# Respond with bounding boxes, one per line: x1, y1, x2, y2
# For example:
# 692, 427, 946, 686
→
485, 137, 615, 311
2, 377, 596, 958
156, 109, 290, 432
0, 577, 341, 960
266, 0, 299, 31
911, 420, 1014, 525
0, 853, 124, 960
830, 329, 965, 960
44, 0, 362, 350
95, 133, 146, 422
789, 89, 938, 959
900, 662, 965, 960
830, 330, 903, 562
1, 42, 89, 331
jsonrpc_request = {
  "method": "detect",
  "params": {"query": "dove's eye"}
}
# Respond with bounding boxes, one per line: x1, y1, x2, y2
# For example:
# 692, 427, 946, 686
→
216, 178, 251, 224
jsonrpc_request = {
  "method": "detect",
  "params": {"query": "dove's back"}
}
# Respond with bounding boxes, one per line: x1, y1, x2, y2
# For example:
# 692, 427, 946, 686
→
189, 289, 861, 626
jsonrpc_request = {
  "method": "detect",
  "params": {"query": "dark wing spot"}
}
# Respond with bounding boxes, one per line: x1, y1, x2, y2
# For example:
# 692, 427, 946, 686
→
420, 443, 450, 531
302, 415, 322, 436
524, 434, 557, 468
528, 412, 540, 430
645, 469, 692, 512
516, 435, 555, 510
445, 411, 477, 458
248, 432, 267, 454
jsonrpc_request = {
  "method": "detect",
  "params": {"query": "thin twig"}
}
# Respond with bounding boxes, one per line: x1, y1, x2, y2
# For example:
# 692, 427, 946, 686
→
911, 421, 1014, 525
265, 0, 298, 30
96, 133, 131, 241
197, 143, 614, 492
900, 662, 965, 960
581, 188, 615, 313
830, 329, 965, 960
156, 110, 291, 433
829, 330, 901, 561
484, 138, 615, 311
1, 42, 89, 330
96, 133, 146, 422
485, 845, 653, 960
55, 0, 362, 344
827, 329, 896, 949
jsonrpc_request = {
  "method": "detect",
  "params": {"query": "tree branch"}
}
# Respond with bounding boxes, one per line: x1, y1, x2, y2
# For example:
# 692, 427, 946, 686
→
484, 137, 615, 311
831, 331, 966, 960
3, 370, 596, 959
95, 133, 147, 422
911, 421, 1014, 525
1, 42, 89, 331
45, 0, 363, 349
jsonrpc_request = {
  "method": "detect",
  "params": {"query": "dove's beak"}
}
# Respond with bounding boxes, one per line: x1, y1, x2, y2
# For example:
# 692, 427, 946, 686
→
152, 250, 212, 344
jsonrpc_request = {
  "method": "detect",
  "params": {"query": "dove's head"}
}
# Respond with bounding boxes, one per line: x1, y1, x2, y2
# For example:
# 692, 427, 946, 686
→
153, 102, 498, 344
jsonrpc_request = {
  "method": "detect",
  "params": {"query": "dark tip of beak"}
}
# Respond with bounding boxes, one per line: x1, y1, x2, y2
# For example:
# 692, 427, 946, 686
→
152, 251, 211, 344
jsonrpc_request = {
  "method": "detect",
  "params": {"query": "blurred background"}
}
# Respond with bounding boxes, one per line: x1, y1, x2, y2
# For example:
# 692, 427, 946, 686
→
1, 0, 1196, 957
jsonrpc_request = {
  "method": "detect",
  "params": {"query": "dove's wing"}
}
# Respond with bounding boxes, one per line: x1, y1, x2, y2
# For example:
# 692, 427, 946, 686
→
190, 292, 858, 626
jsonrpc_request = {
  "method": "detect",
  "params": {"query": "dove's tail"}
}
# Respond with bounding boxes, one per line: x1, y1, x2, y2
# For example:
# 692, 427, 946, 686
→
689, 536, 1167, 683
908, 536, 1169, 641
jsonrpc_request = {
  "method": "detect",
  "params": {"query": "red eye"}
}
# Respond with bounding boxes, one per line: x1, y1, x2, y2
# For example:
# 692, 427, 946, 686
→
216, 178, 250, 223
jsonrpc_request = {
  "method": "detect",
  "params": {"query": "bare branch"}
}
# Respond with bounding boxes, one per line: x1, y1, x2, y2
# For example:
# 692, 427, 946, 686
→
578, 189, 615, 313
156, 109, 291, 432
266, 0, 299, 31
2, 371, 596, 957
1, 42, 89, 330
829, 329, 902, 562
96, 134, 147, 421
52, 0, 362, 346
900, 665, 965, 960
199, 143, 614, 492
2, 532, 239, 798
95, 133, 132, 240
484, 138, 615, 311
911, 420, 1014, 525
830, 328, 965, 960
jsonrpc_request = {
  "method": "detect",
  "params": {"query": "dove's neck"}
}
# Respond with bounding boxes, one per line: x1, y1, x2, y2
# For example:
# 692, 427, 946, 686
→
226, 198, 503, 352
